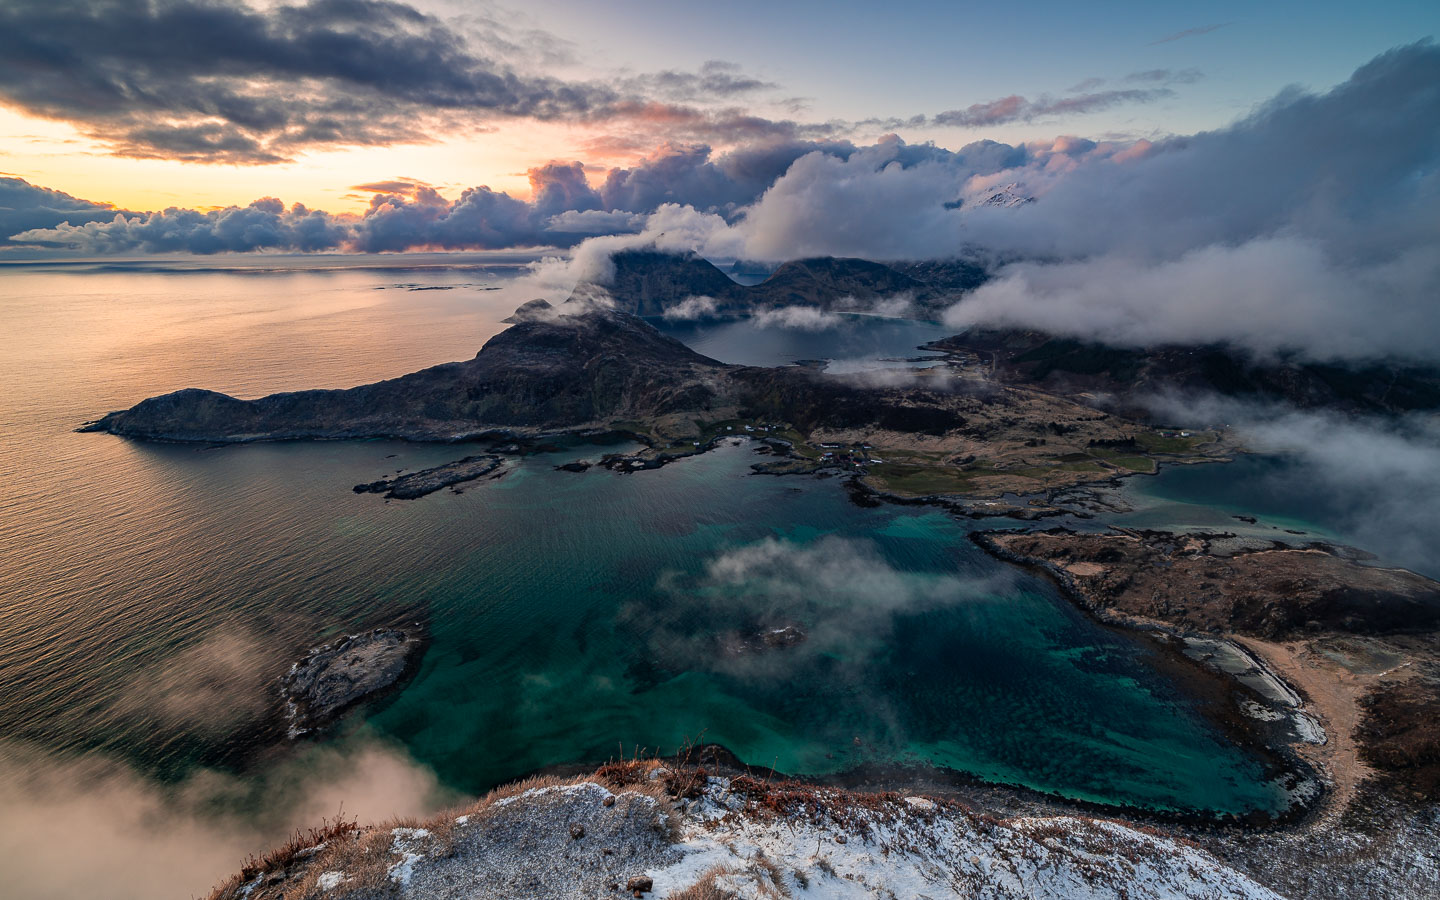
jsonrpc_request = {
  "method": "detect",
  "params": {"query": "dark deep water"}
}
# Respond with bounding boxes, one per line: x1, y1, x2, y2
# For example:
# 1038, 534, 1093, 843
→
1, 259, 1357, 879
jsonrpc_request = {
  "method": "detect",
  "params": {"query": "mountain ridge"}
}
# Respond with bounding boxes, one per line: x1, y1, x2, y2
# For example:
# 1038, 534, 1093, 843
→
585, 249, 987, 319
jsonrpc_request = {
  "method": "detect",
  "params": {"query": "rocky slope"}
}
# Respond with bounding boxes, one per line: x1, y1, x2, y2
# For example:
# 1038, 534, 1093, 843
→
82, 303, 732, 441
210, 761, 1286, 900
931, 329, 1440, 415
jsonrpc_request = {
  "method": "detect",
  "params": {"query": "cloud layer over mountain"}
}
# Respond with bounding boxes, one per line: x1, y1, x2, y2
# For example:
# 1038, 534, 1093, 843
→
8, 40, 1439, 362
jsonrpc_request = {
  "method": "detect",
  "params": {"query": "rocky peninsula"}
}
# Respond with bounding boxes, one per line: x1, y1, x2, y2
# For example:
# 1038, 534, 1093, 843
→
82, 298, 1227, 503
971, 527, 1440, 898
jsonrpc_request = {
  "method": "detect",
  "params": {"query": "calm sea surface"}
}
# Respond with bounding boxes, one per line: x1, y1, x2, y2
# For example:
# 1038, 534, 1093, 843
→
1, 259, 1295, 820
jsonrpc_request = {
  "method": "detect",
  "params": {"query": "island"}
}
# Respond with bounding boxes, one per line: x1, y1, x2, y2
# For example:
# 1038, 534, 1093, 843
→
281, 629, 427, 737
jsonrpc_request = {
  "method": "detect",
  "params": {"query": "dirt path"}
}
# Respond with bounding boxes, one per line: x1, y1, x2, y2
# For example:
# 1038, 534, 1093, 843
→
1234, 636, 1412, 817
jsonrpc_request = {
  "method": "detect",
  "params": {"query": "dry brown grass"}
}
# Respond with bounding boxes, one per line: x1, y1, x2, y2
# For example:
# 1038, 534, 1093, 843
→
664, 860, 790, 900
750, 851, 791, 898
1357, 677, 1440, 799
667, 865, 742, 900
288, 826, 397, 898
207, 817, 360, 900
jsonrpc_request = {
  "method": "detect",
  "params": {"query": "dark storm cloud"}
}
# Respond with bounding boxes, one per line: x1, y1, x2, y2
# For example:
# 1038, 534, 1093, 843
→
0, 0, 612, 162
0, 0, 789, 164
345, 160, 601, 251
594, 101, 845, 153
0, 177, 132, 246
597, 139, 858, 218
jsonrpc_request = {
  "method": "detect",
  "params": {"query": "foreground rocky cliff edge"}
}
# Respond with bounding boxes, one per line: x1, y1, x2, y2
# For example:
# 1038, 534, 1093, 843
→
210, 758, 1288, 900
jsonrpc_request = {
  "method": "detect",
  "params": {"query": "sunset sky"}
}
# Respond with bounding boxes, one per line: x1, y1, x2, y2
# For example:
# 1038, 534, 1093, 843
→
2, 0, 1434, 216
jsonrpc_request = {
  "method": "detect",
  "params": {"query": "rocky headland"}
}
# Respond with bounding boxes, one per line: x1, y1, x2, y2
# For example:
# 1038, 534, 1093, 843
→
82, 297, 1229, 503
971, 527, 1440, 898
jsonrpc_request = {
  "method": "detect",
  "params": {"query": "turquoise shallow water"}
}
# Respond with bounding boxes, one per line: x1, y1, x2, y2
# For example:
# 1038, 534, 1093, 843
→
0, 261, 1289, 820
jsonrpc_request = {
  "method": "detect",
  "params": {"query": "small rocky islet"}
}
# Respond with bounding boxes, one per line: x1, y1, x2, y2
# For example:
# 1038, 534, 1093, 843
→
280, 629, 426, 737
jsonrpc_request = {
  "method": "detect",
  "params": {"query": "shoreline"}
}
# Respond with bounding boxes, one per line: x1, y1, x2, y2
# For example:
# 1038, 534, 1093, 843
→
77, 418, 1422, 837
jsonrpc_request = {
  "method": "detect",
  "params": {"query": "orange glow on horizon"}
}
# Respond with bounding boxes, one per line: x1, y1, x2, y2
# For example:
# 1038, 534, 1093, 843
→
0, 107, 661, 215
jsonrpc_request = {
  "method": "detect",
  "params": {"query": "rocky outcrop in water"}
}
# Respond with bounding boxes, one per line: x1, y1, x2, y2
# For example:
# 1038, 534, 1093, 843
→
353, 455, 505, 499
281, 629, 424, 735
718, 624, 806, 656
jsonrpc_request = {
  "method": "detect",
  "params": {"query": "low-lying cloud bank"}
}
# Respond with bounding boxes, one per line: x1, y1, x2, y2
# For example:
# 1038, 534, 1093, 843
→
0, 738, 454, 900
943, 237, 1440, 363
1144, 393, 1440, 577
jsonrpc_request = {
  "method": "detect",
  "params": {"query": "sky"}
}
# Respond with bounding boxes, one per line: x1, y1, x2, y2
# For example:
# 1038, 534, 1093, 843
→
1, 0, 1434, 213
1, 1, 1437, 366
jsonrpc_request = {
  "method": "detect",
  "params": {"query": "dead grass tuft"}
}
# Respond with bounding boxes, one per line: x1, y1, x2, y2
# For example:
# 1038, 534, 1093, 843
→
667, 865, 742, 900
206, 816, 362, 900
241, 817, 360, 881
286, 827, 397, 898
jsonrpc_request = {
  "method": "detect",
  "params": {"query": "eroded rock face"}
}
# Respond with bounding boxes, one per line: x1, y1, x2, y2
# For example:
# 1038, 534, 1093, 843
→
281, 629, 424, 736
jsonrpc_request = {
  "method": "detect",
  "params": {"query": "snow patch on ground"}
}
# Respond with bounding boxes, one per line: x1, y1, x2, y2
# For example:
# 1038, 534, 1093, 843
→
260, 776, 1290, 899
386, 828, 430, 886
645, 777, 1285, 900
